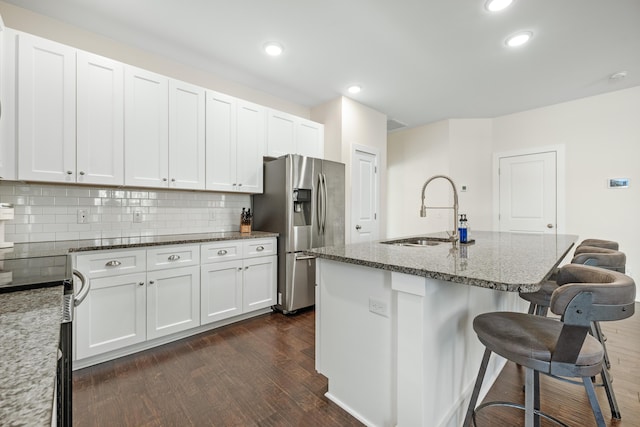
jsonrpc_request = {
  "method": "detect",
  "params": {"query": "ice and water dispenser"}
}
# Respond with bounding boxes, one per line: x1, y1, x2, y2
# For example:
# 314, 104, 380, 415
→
292, 188, 311, 226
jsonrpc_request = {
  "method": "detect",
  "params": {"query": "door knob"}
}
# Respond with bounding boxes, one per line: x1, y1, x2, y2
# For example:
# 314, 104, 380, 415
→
547, 223, 554, 229
355, 225, 362, 230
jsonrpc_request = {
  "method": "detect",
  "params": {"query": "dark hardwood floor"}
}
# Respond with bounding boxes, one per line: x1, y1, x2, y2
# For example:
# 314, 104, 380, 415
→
73, 304, 640, 427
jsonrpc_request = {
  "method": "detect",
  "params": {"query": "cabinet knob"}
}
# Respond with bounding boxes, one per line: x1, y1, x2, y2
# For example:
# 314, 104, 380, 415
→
149, 280, 155, 285
238, 183, 243, 187
168, 254, 181, 261
217, 249, 228, 256
355, 224, 362, 230
237, 267, 242, 271
162, 178, 168, 182
232, 183, 237, 186
171, 178, 176, 182
66, 170, 73, 175
105, 260, 122, 267
79, 171, 86, 176
256, 246, 264, 252
138, 282, 145, 286
547, 223, 554, 229
245, 266, 249, 270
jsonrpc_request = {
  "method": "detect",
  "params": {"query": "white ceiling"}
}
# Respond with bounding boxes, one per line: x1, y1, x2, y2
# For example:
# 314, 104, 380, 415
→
5, 0, 640, 130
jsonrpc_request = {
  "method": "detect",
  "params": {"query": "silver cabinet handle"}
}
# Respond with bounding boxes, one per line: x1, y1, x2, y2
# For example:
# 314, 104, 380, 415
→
256, 246, 264, 252
73, 269, 90, 307
217, 249, 228, 256
79, 171, 85, 176
138, 282, 145, 286
105, 260, 122, 267
168, 254, 181, 261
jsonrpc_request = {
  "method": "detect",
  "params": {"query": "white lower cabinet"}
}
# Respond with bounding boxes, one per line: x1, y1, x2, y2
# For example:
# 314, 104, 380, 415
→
75, 271, 147, 360
74, 238, 276, 363
200, 239, 277, 325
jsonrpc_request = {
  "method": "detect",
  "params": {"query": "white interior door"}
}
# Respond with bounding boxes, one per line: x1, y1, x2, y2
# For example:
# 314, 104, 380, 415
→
351, 146, 379, 243
499, 151, 557, 233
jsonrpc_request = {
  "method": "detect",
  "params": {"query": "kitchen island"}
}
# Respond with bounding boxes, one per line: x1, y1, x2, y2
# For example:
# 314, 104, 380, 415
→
307, 231, 578, 427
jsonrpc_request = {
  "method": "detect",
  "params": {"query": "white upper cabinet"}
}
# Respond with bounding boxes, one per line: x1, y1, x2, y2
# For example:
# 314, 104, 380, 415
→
125, 67, 205, 190
205, 92, 265, 193
168, 80, 205, 190
236, 100, 265, 193
124, 66, 169, 188
76, 51, 124, 185
17, 32, 76, 182
266, 110, 296, 158
0, 25, 16, 181
266, 109, 324, 159
297, 118, 324, 159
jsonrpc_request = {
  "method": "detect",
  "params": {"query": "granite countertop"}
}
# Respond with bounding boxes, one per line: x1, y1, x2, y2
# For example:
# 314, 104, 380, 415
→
0, 286, 63, 425
306, 230, 578, 292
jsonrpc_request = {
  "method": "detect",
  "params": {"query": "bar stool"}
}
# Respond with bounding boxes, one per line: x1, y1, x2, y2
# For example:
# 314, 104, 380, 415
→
578, 238, 619, 250
463, 264, 636, 427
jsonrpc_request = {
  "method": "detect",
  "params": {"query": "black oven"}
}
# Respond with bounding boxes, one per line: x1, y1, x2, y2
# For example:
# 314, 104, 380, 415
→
57, 269, 89, 427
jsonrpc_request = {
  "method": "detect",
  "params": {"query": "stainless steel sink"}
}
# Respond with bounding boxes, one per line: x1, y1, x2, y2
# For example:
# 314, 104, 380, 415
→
381, 237, 452, 247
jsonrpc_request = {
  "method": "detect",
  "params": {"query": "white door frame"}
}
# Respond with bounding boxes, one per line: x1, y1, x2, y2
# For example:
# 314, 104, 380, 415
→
350, 143, 380, 243
492, 145, 566, 233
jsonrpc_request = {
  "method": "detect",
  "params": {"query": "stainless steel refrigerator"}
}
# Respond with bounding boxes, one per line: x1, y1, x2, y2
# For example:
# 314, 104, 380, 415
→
252, 154, 345, 313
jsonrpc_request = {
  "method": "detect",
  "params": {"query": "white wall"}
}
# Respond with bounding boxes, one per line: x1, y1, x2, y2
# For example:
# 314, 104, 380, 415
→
387, 119, 493, 238
387, 86, 640, 285
493, 86, 640, 280
312, 97, 388, 243
0, 1, 309, 118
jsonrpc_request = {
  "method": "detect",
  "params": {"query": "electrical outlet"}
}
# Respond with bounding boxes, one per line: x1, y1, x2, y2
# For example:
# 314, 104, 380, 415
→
77, 209, 88, 224
369, 297, 389, 317
133, 210, 143, 223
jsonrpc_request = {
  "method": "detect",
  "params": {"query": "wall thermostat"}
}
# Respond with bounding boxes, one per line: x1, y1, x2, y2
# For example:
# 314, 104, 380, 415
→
608, 178, 629, 188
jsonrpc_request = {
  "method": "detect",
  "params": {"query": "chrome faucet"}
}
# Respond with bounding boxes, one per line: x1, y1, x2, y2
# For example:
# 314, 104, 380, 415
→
420, 175, 459, 243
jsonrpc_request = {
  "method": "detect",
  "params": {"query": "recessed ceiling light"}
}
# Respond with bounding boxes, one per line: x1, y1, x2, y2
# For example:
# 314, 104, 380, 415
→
264, 42, 284, 56
485, 0, 514, 12
505, 31, 532, 47
348, 85, 362, 94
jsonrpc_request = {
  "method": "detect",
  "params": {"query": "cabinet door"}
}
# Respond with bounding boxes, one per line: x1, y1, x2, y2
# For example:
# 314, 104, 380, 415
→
236, 100, 265, 193
147, 265, 200, 340
266, 109, 296, 158
124, 66, 169, 187
169, 79, 205, 189
243, 255, 276, 312
297, 119, 324, 159
201, 259, 243, 324
75, 272, 147, 360
76, 51, 124, 185
205, 90, 236, 192
0, 28, 16, 180
17, 33, 76, 182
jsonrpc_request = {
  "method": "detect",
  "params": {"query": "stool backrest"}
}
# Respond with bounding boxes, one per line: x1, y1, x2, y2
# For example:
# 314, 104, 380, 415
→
549, 264, 635, 365
571, 247, 626, 273
578, 239, 619, 251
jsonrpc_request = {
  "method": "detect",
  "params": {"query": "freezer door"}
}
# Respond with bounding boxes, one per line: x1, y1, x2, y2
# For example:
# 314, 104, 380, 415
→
284, 252, 316, 312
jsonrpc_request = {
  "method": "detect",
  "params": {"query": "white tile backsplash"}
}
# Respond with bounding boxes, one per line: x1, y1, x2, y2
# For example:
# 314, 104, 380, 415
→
0, 182, 251, 243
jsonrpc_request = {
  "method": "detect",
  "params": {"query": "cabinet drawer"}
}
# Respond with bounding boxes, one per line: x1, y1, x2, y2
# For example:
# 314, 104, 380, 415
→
201, 241, 243, 264
75, 249, 146, 278
243, 238, 276, 258
147, 244, 199, 271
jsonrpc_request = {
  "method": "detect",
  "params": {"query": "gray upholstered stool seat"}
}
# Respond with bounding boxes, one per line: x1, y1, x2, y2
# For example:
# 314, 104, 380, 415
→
464, 264, 636, 427
474, 312, 603, 375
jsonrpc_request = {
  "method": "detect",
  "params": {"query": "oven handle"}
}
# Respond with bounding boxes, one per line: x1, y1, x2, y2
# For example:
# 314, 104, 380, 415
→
73, 269, 90, 307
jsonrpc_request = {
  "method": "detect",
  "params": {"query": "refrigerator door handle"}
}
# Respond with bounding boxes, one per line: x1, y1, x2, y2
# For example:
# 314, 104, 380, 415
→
317, 173, 325, 235
322, 173, 328, 234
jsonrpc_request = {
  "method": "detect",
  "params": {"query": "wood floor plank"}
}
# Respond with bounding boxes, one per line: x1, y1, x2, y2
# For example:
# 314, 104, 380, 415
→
74, 303, 640, 426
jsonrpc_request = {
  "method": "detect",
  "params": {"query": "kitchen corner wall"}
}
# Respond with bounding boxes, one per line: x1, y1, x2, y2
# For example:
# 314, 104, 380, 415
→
0, 181, 250, 243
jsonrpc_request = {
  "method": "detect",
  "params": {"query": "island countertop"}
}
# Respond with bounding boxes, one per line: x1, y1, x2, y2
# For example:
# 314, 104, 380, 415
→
306, 230, 578, 292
